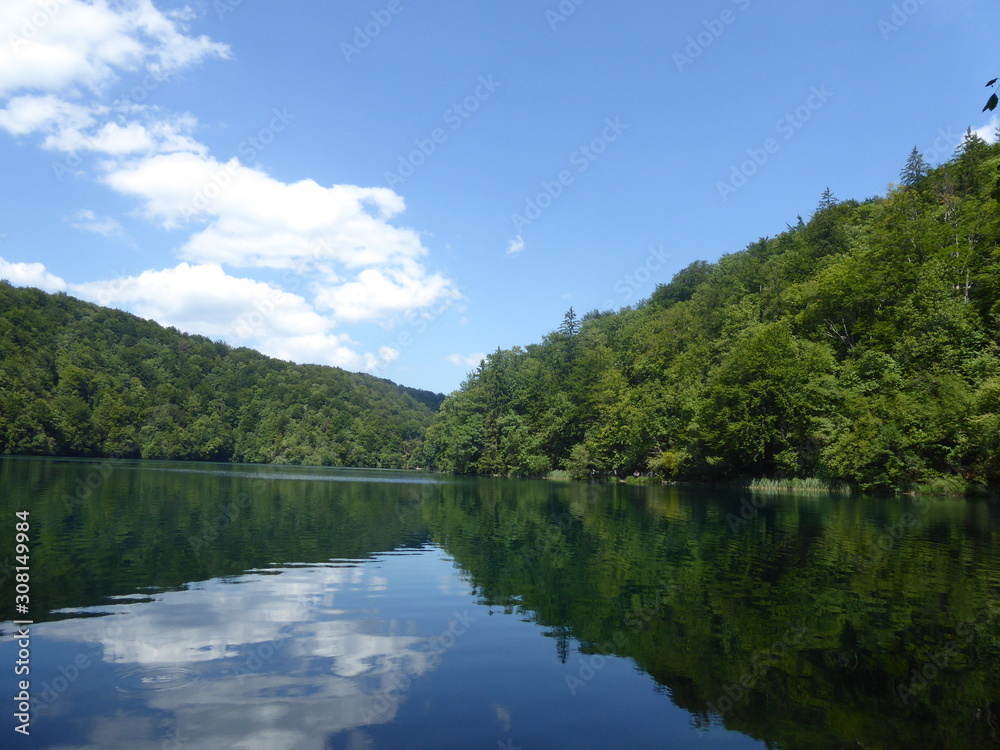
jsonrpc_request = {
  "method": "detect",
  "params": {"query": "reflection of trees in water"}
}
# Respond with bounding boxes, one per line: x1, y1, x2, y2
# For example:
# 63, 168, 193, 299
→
0, 458, 433, 623
428, 480, 1000, 750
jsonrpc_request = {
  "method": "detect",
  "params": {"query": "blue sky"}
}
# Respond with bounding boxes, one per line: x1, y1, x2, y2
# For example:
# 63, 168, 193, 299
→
1, 0, 997, 395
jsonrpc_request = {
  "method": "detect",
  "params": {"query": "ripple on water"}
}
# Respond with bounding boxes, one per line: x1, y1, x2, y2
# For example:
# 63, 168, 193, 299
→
115, 667, 200, 693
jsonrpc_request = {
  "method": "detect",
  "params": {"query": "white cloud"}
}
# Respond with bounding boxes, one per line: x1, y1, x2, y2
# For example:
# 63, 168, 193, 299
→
68, 208, 125, 237
0, 256, 67, 292
446, 352, 486, 368
73, 263, 316, 335
262, 332, 396, 373
0, 93, 100, 136
100, 150, 462, 324
315, 267, 461, 323
48, 117, 151, 154
0, 93, 205, 158
974, 116, 999, 145
50, 110, 205, 155
0, 0, 221, 167
103, 152, 421, 264
377, 346, 400, 365
506, 235, 525, 255
0, 0, 229, 97
0, 1, 219, 163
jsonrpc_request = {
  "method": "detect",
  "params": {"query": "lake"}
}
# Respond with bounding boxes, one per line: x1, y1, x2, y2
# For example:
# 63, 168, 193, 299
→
1, 457, 998, 749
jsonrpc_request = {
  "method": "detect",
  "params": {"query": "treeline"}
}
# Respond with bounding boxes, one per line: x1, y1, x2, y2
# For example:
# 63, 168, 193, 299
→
0, 284, 442, 467
424, 131, 1000, 494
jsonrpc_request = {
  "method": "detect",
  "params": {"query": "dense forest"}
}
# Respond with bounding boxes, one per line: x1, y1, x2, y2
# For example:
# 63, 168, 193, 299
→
0, 284, 442, 467
423, 131, 1000, 495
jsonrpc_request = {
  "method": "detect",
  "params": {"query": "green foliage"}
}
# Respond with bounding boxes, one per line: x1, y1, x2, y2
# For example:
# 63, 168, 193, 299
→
564, 443, 592, 479
697, 322, 837, 476
648, 260, 713, 308
648, 448, 689, 479
744, 475, 850, 493
0, 286, 440, 467
425, 143, 1000, 494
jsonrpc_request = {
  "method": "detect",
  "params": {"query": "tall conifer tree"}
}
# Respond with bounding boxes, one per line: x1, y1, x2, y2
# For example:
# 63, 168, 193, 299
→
900, 147, 929, 187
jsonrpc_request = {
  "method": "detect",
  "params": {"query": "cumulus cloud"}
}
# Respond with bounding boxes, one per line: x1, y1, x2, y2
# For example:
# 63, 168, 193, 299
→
48, 112, 204, 155
0, 94, 100, 136
103, 152, 423, 265
0, 93, 205, 159
73, 263, 320, 335
0, 0, 230, 97
974, 116, 999, 145
0, 1, 220, 161
315, 267, 461, 323
0, 255, 67, 292
99, 150, 462, 324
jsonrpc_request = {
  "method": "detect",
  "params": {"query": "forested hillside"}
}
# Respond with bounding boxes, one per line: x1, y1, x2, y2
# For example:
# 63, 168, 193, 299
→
424, 131, 1000, 494
0, 284, 442, 467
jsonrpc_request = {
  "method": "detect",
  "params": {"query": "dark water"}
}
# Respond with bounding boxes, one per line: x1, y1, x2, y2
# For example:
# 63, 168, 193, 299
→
0, 458, 998, 749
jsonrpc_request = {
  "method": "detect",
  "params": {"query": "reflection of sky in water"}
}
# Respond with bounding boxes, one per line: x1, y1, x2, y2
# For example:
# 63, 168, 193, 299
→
1, 548, 763, 750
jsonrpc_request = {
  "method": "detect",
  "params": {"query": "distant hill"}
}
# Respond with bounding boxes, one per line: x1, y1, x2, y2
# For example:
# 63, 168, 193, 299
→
0, 283, 442, 468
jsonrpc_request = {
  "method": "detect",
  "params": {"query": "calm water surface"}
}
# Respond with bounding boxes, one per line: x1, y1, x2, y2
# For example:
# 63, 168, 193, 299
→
1, 457, 998, 749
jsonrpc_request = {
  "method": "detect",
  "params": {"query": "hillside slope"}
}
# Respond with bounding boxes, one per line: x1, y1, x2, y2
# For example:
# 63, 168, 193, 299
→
424, 132, 1000, 494
0, 283, 442, 467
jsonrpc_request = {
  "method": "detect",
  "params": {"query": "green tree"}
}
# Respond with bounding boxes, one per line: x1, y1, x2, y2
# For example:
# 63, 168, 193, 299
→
900, 146, 929, 187
817, 186, 838, 211
559, 307, 580, 337
697, 323, 837, 477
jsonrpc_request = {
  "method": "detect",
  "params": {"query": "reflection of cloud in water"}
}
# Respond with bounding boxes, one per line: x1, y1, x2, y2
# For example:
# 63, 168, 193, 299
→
38, 557, 454, 749
493, 702, 513, 733
53, 570, 343, 665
